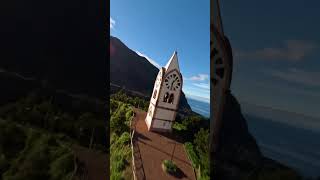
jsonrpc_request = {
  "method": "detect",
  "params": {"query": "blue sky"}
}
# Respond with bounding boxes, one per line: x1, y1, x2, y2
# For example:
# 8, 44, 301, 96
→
110, 0, 210, 103
220, 1, 320, 118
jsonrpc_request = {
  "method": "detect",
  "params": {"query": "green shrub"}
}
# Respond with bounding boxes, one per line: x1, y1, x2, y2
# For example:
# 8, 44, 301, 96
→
49, 151, 75, 180
193, 128, 209, 179
111, 149, 129, 172
125, 109, 133, 121
110, 133, 118, 145
110, 115, 129, 136
110, 90, 149, 111
199, 174, 210, 180
109, 96, 143, 179
162, 160, 177, 174
173, 122, 187, 131
3, 141, 51, 180
184, 142, 199, 168
117, 132, 130, 146
110, 171, 124, 180
110, 133, 131, 179
2, 127, 76, 180
110, 103, 130, 136
113, 157, 126, 172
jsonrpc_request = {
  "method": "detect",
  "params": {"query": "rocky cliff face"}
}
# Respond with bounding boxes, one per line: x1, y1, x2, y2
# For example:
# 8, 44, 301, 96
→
214, 90, 262, 179
214, 91, 302, 180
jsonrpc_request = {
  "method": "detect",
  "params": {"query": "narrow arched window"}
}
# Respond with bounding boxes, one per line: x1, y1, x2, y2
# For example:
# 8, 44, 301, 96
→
163, 92, 169, 102
148, 105, 153, 116
153, 90, 157, 99
168, 94, 174, 104
148, 108, 152, 116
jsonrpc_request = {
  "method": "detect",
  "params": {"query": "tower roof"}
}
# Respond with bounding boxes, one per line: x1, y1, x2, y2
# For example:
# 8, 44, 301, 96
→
165, 51, 180, 72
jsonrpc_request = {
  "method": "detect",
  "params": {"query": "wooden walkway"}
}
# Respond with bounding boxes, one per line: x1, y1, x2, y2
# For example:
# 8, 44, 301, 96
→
132, 108, 196, 180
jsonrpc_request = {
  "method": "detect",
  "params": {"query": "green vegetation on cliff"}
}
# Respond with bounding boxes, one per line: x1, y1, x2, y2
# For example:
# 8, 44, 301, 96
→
0, 88, 107, 179
110, 97, 134, 180
0, 121, 75, 180
110, 90, 149, 112
173, 113, 210, 180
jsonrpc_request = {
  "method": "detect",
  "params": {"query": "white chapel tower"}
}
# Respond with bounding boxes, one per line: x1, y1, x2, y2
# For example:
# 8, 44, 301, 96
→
145, 51, 183, 132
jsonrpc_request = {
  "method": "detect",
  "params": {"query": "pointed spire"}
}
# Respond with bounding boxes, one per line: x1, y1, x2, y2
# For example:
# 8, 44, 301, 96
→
165, 51, 180, 72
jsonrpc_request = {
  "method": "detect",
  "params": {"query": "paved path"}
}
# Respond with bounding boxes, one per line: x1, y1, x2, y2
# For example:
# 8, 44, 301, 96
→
72, 145, 109, 180
132, 108, 196, 180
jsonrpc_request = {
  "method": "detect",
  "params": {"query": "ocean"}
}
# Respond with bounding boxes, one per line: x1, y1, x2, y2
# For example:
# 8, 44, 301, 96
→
186, 98, 210, 118
185, 98, 320, 177
242, 102, 320, 178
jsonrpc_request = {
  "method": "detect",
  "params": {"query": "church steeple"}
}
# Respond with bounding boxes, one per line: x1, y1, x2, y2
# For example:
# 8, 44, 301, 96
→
165, 51, 180, 72
145, 51, 183, 133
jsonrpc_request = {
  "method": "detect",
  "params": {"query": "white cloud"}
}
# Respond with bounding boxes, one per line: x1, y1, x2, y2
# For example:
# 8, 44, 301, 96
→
110, 17, 115, 29
270, 68, 320, 87
187, 74, 209, 81
183, 84, 210, 103
192, 83, 210, 90
183, 75, 210, 103
235, 40, 318, 61
135, 51, 161, 69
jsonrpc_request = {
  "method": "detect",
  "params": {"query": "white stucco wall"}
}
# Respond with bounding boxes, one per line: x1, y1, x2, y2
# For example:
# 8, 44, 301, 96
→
152, 119, 172, 129
154, 108, 175, 120
145, 103, 155, 129
145, 114, 151, 129
150, 69, 163, 105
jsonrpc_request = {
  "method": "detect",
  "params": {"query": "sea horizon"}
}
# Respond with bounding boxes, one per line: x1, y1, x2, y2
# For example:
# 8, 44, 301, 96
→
186, 97, 210, 118
242, 102, 320, 178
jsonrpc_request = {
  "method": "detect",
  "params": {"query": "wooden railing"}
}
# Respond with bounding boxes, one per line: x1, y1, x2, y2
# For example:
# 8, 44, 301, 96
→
183, 145, 198, 180
130, 110, 146, 180
130, 111, 137, 180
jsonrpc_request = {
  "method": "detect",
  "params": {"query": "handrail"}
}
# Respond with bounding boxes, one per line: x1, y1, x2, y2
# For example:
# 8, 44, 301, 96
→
130, 110, 137, 180
130, 110, 146, 180
183, 145, 198, 180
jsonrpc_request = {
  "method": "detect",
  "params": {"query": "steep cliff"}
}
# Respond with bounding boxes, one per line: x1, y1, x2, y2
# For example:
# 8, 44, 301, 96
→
214, 91, 302, 180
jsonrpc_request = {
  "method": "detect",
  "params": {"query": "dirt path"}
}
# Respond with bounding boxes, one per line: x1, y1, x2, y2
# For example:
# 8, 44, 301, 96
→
72, 145, 109, 180
132, 108, 196, 180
